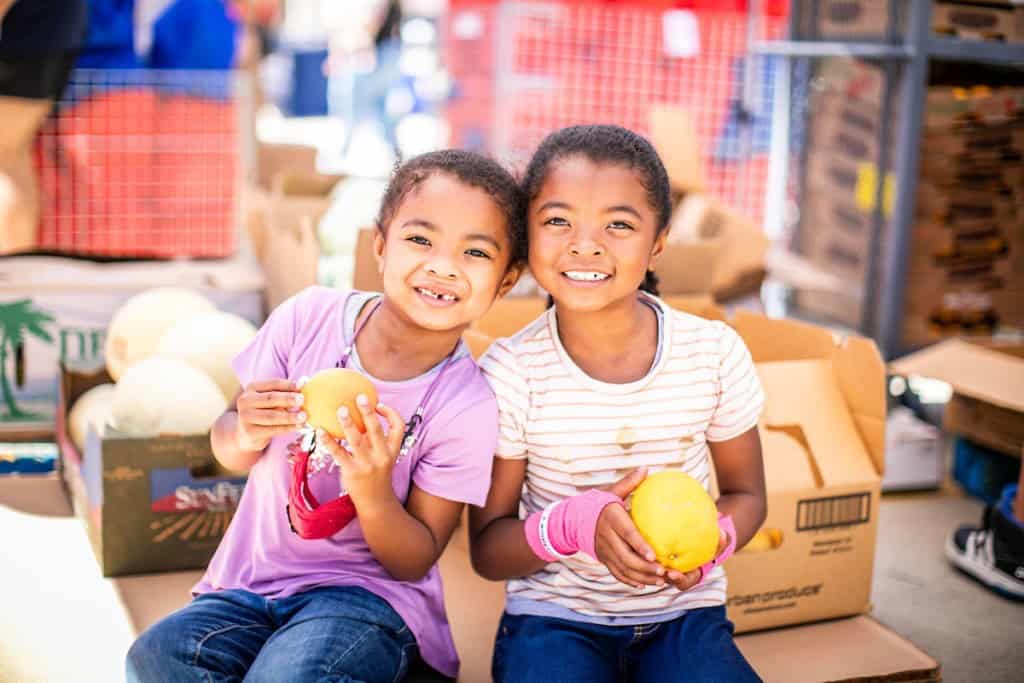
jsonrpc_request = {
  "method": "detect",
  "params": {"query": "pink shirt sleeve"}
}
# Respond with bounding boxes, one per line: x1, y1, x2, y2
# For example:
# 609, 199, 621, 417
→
231, 291, 301, 389
706, 322, 764, 443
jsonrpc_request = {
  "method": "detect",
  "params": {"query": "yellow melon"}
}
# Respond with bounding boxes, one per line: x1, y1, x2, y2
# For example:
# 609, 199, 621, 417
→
629, 470, 720, 573
301, 368, 378, 436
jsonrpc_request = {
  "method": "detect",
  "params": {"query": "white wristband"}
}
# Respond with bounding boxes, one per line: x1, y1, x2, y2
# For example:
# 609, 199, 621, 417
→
538, 500, 573, 560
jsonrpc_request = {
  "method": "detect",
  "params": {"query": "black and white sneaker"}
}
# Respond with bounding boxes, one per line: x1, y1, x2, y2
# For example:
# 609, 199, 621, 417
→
945, 504, 1024, 601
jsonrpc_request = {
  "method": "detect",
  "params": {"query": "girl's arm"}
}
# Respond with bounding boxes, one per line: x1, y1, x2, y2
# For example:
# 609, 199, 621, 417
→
468, 458, 548, 580
710, 426, 767, 550
315, 397, 466, 582
357, 484, 464, 582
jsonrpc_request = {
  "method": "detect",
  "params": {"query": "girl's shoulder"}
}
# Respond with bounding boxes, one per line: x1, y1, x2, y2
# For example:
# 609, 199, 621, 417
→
478, 310, 555, 372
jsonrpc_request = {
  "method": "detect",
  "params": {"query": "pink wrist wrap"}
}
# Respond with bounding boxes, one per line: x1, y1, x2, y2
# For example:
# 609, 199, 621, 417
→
525, 489, 623, 562
697, 514, 737, 583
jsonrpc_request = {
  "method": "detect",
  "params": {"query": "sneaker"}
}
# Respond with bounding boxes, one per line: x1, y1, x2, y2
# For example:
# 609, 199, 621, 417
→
945, 504, 1024, 601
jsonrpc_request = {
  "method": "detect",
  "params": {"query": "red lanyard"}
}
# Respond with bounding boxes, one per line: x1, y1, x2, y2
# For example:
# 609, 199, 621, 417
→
287, 297, 457, 540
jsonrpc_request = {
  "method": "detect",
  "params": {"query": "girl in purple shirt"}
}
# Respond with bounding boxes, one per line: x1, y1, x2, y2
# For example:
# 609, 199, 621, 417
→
127, 150, 525, 682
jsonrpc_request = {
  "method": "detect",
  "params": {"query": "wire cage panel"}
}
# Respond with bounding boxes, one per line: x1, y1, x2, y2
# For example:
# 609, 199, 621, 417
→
443, 1, 787, 224
34, 69, 241, 260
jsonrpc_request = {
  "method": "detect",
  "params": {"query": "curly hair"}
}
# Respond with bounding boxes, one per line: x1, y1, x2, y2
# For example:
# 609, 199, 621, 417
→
521, 125, 672, 297
375, 149, 526, 267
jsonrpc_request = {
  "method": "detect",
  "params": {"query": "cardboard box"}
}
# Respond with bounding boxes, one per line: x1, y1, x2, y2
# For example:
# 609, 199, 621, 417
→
813, 0, 892, 38
0, 257, 264, 439
649, 105, 706, 194
933, 1, 1017, 42
56, 363, 246, 577
667, 194, 769, 301
245, 172, 342, 266
816, 58, 887, 107
810, 95, 883, 164
793, 288, 864, 330
254, 141, 320, 190
891, 339, 1024, 458
720, 311, 886, 633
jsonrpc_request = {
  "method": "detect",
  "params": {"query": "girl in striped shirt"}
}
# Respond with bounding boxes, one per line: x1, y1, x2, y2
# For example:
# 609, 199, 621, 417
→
471, 125, 767, 682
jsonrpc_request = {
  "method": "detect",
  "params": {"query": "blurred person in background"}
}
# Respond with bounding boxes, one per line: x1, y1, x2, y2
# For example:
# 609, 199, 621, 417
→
0, 0, 88, 254
325, 0, 403, 158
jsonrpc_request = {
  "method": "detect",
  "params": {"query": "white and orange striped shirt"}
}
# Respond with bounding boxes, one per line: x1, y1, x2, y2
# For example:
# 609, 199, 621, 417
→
478, 293, 764, 624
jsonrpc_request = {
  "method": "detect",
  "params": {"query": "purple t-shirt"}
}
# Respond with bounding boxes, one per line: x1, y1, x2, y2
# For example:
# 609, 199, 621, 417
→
194, 286, 498, 677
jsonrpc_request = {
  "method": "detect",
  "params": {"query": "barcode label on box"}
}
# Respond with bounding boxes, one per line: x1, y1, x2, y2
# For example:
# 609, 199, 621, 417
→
797, 493, 871, 531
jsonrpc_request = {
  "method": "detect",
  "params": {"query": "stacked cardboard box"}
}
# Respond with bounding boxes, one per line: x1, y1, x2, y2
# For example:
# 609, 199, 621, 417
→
907, 86, 1024, 347
794, 58, 892, 329
794, 58, 1024, 344
812, 0, 1023, 42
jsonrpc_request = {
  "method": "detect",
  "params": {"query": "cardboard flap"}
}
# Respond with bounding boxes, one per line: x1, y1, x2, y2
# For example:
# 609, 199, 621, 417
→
353, 228, 384, 293
736, 616, 940, 683
759, 426, 819, 491
757, 360, 879, 486
667, 195, 769, 295
890, 339, 1024, 413
731, 310, 839, 363
654, 241, 718, 295
833, 335, 887, 475
649, 104, 706, 193
262, 215, 319, 311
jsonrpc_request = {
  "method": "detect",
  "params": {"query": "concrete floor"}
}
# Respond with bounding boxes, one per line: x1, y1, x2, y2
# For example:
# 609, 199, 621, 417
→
872, 490, 1024, 683
1, 475, 1021, 683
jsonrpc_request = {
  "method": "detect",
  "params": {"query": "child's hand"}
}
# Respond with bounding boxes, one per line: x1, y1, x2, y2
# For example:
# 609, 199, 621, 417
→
664, 525, 731, 592
594, 468, 667, 589
235, 379, 306, 452
315, 394, 405, 509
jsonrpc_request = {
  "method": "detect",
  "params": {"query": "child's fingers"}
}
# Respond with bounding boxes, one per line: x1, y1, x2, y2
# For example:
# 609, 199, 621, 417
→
602, 467, 648, 499
375, 402, 406, 456
245, 379, 297, 394
606, 506, 658, 564
336, 407, 369, 461
242, 391, 304, 411
355, 394, 388, 460
242, 408, 307, 427
316, 429, 352, 464
604, 533, 664, 587
666, 568, 703, 592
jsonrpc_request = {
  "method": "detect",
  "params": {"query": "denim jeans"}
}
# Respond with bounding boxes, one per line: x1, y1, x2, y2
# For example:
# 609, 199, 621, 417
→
126, 585, 418, 683
492, 606, 761, 683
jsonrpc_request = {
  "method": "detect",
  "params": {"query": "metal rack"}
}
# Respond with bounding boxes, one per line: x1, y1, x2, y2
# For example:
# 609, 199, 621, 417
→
755, 0, 1024, 359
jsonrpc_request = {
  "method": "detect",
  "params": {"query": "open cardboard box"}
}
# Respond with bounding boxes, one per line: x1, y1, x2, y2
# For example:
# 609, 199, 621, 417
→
890, 339, 1024, 458
56, 363, 247, 577
668, 194, 770, 301
247, 171, 345, 310
722, 310, 885, 633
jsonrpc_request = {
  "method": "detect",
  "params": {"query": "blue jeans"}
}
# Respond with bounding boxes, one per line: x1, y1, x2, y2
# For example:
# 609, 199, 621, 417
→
126, 586, 418, 683
492, 606, 761, 683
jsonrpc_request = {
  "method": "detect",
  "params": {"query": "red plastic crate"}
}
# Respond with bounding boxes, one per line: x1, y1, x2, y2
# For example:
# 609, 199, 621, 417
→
34, 70, 239, 259
443, 2, 787, 224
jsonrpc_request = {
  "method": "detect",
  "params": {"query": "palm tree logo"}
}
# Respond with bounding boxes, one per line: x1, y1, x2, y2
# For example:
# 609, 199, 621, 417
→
0, 300, 54, 421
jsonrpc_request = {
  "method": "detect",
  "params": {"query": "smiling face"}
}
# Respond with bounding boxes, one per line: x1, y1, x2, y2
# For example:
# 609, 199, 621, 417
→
376, 172, 521, 332
528, 156, 667, 313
